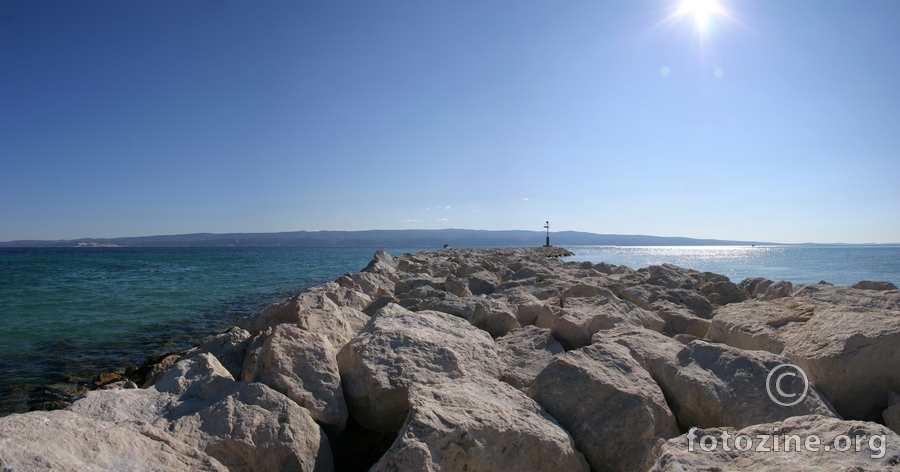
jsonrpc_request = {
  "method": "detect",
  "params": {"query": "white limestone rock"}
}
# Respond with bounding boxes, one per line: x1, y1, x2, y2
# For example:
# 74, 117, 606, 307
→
241, 324, 347, 434
0, 410, 227, 471
337, 303, 503, 432
183, 326, 251, 379
529, 342, 679, 472
496, 325, 564, 390
708, 291, 900, 421
71, 353, 334, 472
649, 300, 712, 337
362, 249, 398, 275
443, 276, 472, 297
852, 280, 899, 291
237, 289, 369, 350
348, 271, 397, 298
141, 353, 184, 388
698, 279, 749, 305
394, 276, 446, 295
371, 378, 589, 472
596, 328, 838, 430
550, 297, 664, 350
651, 415, 900, 471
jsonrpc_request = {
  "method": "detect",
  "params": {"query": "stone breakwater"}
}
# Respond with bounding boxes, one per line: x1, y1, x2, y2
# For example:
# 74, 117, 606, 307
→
2, 247, 900, 471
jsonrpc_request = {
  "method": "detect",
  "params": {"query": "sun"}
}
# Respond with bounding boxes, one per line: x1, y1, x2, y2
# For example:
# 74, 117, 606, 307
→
677, 0, 723, 32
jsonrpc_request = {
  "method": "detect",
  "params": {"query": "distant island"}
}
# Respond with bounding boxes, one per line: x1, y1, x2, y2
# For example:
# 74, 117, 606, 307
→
0, 229, 779, 248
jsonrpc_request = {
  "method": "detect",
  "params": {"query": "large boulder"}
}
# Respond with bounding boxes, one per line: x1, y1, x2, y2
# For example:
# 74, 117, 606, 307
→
697, 280, 749, 305
852, 280, 899, 291
241, 324, 347, 434
347, 271, 396, 298
337, 304, 504, 432
625, 264, 709, 290
70, 353, 334, 472
166, 383, 333, 472
620, 285, 712, 315
415, 290, 480, 319
371, 378, 589, 472
709, 292, 900, 421
182, 326, 252, 379
410, 291, 520, 337
508, 262, 560, 283
506, 286, 555, 326
738, 277, 769, 297
562, 282, 617, 300
467, 271, 499, 296
362, 249, 397, 275
672, 340, 838, 427
786, 304, 900, 421
324, 284, 373, 311
496, 325, 565, 390
706, 299, 799, 353
443, 276, 472, 297
649, 300, 711, 337
141, 353, 184, 388
617, 284, 713, 337
530, 342, 679, 472
237, 290, 334, 333
596, 328, 836, 430
762, 280, 794, 300
470, 296, 520, 337
550, 297, 664, 350
428, 260, 460, 278
793, 283, 900, 311
516, 302, 555, 327
237, 290, 369, 350
739, 278, 795, 301
394, 276, 446, 295
0, 410, 228, 471
651, 415, 900, 471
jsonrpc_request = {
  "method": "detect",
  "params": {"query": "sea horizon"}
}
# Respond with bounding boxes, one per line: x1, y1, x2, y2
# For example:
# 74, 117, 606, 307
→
5, 228, 897, 248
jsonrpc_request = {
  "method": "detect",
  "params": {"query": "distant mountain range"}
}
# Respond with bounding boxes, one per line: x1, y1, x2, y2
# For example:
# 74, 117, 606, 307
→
0, 229, 778, 248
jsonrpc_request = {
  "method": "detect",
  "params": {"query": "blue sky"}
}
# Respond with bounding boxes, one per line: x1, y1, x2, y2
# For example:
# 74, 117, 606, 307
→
2, 0, 898, 243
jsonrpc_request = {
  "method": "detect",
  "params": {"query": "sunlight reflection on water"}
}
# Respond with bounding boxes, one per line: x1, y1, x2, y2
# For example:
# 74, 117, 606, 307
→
561, 245, 900, 286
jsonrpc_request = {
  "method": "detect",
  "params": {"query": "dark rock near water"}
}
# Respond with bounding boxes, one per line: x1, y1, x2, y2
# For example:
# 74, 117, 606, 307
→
26, 386, 78, 412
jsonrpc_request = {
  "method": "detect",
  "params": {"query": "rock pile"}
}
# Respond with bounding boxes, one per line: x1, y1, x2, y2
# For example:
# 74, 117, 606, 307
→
2, 246, 900, 471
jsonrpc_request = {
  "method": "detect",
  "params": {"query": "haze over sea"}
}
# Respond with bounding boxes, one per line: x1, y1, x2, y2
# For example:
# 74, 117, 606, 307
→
1, 244, 898, 415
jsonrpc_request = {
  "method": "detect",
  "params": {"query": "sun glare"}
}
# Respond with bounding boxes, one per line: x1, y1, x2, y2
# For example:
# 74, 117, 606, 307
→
678, 0, 723, 32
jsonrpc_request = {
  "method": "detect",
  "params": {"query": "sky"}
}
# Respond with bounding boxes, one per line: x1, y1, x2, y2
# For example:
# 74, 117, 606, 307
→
1, 1, 898, 244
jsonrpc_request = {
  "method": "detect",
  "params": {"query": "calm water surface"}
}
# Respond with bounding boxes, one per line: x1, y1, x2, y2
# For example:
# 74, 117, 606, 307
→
0, 246, 425, 414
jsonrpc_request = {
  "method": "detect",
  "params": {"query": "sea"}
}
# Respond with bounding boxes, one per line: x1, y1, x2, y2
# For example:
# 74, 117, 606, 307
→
1, 244, 898, 415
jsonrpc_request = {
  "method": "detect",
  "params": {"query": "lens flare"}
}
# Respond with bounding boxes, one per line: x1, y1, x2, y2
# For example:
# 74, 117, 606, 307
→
678, 0, 723, 32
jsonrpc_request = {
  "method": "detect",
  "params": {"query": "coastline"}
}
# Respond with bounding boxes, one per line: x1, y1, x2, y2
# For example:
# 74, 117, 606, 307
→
2, 246, 900, 471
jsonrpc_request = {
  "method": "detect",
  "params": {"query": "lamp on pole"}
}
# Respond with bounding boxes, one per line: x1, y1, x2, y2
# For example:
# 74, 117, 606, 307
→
544, 221, 550, 247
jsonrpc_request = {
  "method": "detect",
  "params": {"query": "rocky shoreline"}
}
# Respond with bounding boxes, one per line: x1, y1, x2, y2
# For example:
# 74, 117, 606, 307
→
2, 246, 900, 471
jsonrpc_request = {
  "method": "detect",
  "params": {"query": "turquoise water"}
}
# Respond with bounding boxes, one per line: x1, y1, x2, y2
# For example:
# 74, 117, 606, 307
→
562, 245, 900, 287
1, 244, 898, 414
0, 246, 426, 414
